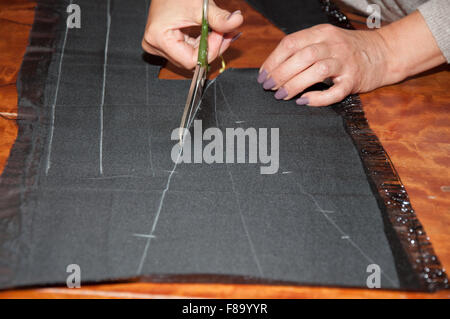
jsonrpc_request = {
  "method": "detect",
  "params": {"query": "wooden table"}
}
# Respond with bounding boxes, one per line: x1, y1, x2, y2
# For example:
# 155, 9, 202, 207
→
0, 0, 449, 299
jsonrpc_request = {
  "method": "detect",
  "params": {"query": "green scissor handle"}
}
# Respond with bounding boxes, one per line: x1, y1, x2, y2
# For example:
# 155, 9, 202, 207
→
197, 0, 209, 68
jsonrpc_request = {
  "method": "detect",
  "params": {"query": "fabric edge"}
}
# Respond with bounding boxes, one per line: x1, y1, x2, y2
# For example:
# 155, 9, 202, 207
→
320, 0, 448, 291
0, 0, 447, 292
0, 0, 63, 288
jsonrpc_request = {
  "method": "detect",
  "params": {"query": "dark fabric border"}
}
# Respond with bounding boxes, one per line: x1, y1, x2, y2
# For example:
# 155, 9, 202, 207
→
0, 0, 447, 292
0, 0, 63, 288
318, 0, 448, 291
333, 95, 448, 292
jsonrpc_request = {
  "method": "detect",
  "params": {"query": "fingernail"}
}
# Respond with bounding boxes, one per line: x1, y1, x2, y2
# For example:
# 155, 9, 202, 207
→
220, 32, 242, 55
227, 10, 242, 20
263, 77, 276, 90
296, 97, 309, 106
231, 32, 242, 43
257, 69, 267, 84
275, 87, 288, 100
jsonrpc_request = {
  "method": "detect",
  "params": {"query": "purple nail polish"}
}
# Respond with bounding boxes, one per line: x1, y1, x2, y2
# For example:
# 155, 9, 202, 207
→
296, 97, 309, 106
263, 77, 276, 90
275, 88, 288, 100
231, 32, 242, 43
227, 10, 242, 20
257, 70, 267, 84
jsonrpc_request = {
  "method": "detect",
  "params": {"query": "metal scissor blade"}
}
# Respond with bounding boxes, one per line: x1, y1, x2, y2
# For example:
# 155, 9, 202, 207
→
179, 65, 206, 144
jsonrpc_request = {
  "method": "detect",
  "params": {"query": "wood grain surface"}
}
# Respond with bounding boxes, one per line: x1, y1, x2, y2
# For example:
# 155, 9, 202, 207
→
0, 0, 449, 299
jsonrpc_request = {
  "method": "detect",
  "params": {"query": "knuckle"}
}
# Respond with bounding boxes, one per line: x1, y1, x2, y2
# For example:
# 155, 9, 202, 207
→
304, 45, 319, 62
316, 61, 330, 76
182, 60, 196, 70
333, 86, 348, 100
292, 50, 305, 65
211, 11, 227, 26
144, 28, 159, 47
333, 89, 344, 100
141, 39, 148, 51
316, 23, 336, 34
141, 39, 155, 54
210, 14, 219, 26
280, 35, 297, 51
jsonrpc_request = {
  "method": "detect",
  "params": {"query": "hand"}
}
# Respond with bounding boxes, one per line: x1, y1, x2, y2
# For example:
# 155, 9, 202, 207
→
258, 24, 391, 107
258, 11, 446, 107
142, 0, 243, 69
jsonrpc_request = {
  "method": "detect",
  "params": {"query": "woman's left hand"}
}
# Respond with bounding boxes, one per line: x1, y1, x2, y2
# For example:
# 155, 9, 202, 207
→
257, 24, 393, 107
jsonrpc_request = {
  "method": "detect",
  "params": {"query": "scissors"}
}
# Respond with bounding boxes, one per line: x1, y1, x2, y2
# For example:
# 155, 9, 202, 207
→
179, 0, 209, 144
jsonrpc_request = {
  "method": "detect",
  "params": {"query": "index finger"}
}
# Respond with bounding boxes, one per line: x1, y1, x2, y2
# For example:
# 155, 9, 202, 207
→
258, 27, 320, 82
161, 29, 198, 69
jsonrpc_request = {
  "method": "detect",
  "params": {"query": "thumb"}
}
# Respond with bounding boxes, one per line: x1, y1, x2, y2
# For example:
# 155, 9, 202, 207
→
207, 2, 243, 34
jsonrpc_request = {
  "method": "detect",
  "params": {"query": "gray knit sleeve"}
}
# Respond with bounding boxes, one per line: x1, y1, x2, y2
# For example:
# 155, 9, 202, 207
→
418, 0, 450, 63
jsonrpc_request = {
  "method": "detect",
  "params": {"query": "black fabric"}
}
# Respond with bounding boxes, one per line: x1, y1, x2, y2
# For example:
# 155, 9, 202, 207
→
0, 0, 447, 291
245, 0, 329, 34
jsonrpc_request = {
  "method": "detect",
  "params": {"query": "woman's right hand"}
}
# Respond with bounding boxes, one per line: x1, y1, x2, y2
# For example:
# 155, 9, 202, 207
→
142, 0, 243, 69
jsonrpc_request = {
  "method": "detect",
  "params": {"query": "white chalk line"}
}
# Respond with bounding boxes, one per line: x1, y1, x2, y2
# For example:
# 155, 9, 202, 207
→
148, 137, 155, 177
45, 0, 73, 175
136, 152, 181, 275
133, 233, 156, 239
135, 78, 217, 275
294, 180, 397, 286
217, 81, 239, 121
218, 80, 395, 284
215, 81, 264, 276
99, 0, 111, 176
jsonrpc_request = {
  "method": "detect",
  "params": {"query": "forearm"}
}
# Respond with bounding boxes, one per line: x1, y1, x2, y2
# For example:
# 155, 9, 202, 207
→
377, 10, 446, 85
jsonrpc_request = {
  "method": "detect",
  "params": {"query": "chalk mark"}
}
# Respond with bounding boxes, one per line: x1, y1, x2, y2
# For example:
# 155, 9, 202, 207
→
148, 137, 155, 177
218, 78, 395, 285
218, 81, 239, 122
44, 0, 73, 175
294, 179, 397, 286
133, 233, 156, 239
214, 81, 264, 276
99, 0, 112, 176
136, 152, 180, 275
85, 174, 150, 180
135, 77, 217, 275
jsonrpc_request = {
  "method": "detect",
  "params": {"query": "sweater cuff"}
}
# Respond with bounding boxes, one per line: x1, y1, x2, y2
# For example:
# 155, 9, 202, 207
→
418, 0, 450, 63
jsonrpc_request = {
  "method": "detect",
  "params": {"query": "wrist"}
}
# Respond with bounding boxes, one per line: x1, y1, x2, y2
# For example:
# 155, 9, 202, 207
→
374, 11, 446, 86
373, 27, 408, 86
